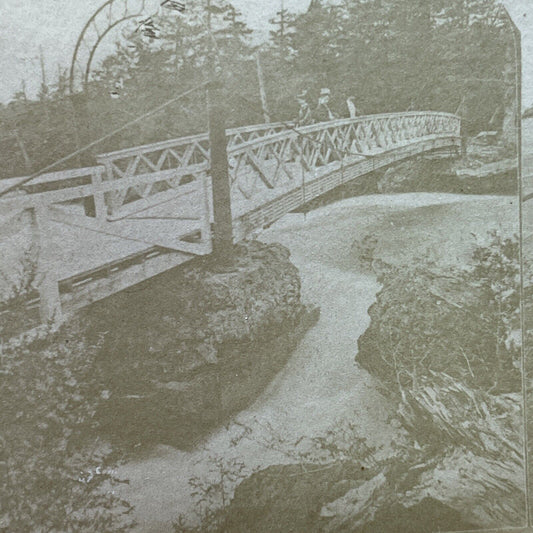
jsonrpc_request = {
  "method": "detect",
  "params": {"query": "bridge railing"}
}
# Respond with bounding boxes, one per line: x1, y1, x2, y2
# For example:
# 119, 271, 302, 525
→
226, 112, 461, 203
91, 111, 460, 218
96, 121, 291, 163
0, 112, 460, 219
95, 122, 291, 219
0, 121, 289, 211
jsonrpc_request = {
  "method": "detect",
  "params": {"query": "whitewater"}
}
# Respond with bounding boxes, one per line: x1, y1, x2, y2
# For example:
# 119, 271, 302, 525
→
116, 192, 518, 532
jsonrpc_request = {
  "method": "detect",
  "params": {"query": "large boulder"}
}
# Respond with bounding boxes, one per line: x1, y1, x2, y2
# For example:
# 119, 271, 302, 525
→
85, 240, 319, 448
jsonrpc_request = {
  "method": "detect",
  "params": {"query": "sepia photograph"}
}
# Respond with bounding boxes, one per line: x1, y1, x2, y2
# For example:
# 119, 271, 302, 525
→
0, 0, 532, 531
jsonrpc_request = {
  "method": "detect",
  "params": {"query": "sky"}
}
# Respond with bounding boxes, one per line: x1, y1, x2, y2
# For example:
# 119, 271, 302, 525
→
0, 0, 532, 106
0, 0, 311, 103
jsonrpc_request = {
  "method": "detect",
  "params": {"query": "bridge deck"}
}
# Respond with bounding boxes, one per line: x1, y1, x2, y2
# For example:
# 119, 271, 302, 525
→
37, 155, 361, 283
46, 135, 458, 312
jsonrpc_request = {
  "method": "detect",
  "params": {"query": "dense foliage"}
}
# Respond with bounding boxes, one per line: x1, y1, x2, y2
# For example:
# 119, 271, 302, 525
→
0, 0, 515, 178
358, 232, 521, 396
0, 326, 133, 532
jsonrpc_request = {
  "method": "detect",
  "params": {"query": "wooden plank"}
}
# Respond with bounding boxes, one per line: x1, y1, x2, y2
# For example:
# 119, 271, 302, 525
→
0, 165, 209, 211
106, 180, 199, 221
60, 249, 195, 313
48, 206, 211, 256
96, 122, 289, 161
34, 205, 63, 323
91, 166, 107, 221
0, 183, 97, 210
199, 171, 212, 245
25, 166, 104, 185
58, 246, 163, 288
102, 164, 207, 193
0, 176, 31, 194
247, 152, 275, 188
98, 133, 210, 161
271, 151, 296, 182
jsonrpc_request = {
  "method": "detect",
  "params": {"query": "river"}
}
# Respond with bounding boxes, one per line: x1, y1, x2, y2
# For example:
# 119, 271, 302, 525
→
116, 192, 518, 532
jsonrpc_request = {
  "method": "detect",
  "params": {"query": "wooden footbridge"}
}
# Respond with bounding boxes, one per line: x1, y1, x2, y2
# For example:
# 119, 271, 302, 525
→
0, 112, 461, 323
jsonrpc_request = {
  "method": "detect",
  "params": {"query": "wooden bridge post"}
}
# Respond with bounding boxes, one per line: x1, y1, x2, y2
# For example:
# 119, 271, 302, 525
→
207, 81, 233, 263
90, 166, 107, 223
34, 205, 62, 324
70, 91, 97, 217
200, 171, 213, 251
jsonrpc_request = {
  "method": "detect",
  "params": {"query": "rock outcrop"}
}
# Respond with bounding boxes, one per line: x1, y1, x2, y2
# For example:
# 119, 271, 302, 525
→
377, 152, 516, 195
84, 240, 318, 448
221, 462, 478, 533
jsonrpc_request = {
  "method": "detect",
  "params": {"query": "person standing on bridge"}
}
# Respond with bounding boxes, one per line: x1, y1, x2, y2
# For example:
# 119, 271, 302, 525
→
315, 88, 336, 123
296, 90, 313, 126
346, 96, 360, 119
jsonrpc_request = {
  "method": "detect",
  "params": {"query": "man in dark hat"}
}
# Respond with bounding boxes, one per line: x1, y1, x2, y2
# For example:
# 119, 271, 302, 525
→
315, 88, 336, 123
296, 90, 313, 126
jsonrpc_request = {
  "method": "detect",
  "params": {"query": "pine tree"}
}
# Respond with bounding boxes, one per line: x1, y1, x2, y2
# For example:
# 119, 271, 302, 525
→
307, 0, 321, 12
208, 1, 254, 63
269, 2, 295, 61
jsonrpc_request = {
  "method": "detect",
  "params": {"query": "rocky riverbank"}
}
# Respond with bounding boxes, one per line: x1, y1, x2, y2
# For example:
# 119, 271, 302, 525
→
376, 138, 516, 195
297, 139, 516, 213
84, 240, 318, 449
107, 193, 520, 532
221, 462, 478, 533
215, 195, 524, 533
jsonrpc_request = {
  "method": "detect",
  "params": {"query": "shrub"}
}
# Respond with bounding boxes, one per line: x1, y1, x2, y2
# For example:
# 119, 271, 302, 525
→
357, 232, 521, 397
0, 324, 133, 532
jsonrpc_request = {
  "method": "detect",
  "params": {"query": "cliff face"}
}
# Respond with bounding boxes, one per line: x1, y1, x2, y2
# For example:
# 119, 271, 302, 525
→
376, 152, 516, 196
84, 240, 318, 448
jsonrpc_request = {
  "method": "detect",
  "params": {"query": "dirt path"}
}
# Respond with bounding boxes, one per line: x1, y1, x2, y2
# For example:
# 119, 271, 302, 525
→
116, 193, 517, 532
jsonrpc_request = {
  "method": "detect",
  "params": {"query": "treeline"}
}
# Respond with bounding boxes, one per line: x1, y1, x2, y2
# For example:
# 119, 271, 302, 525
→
0, 0, 515, 179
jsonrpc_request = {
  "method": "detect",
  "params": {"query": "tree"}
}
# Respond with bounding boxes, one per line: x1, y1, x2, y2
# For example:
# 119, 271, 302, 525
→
0, 325, 133, 531
269, 4, 296, 61
0, 0, 516, 180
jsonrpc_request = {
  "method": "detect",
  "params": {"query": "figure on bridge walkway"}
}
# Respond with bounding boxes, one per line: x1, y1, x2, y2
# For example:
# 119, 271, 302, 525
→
346, 96, 360, 119
296, 90, 313, 127
315, 88, 337, 123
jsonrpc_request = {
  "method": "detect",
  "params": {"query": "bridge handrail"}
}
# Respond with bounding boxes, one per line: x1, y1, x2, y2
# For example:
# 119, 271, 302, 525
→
19, 166, 104, 188
227, 112, 461, 155
96, 121, 292, 162
0, 165, 211, 211
2, 121, 291, 194
0, 111, 460, 212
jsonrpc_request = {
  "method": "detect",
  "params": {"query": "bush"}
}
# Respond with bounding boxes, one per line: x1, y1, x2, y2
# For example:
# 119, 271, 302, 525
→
0, 324, 133, 532
357, 232, 521, 397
